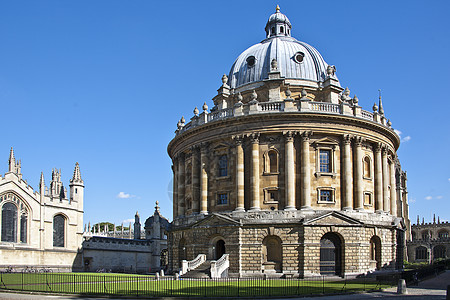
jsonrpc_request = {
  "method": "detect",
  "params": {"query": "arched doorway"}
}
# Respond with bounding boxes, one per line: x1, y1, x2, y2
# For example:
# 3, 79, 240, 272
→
370, 236, 382, 270
320, 233, 343, 276
178, 238, 187, 267
215, 239, 226, 260
262, 235, 282, 273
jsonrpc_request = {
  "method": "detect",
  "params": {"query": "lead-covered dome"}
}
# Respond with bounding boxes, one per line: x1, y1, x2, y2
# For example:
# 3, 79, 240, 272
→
228, 7, 339, 90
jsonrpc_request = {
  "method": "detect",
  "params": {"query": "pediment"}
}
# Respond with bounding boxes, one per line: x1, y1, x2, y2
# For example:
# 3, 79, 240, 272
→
191, 213, 240, 228
304, 211, 363, 226
313, 137, 339, 146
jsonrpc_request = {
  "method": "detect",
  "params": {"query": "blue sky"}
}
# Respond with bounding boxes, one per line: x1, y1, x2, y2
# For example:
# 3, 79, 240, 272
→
0, 0, 449, 226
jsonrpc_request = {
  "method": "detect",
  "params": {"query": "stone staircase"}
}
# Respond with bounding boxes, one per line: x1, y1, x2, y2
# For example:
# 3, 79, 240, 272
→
181, 260, 211, 278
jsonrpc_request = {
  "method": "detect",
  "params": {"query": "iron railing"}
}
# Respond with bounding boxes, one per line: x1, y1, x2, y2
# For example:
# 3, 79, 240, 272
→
0, 272, 394, 298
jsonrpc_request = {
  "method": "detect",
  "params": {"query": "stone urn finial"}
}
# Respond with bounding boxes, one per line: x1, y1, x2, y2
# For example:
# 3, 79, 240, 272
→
285, 85, 291, 98
387, 119, 392, 127
177, 120, 182, 129
251, 90, 258, 101
373, 103, 378, 113
300, 88, 307, 99
193, 107, 199, 116
180, 116, 185, 125
237, 92, 243, 103
326, 65, 336, 77
271, 58, 278, 71
202, 102, 208, 111
222, 74, 228, 85
352, 95, 359, 105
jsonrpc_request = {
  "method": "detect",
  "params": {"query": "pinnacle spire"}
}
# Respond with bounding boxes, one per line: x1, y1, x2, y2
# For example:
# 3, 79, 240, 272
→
8, 147, 15, 172
276, 4, 280, 12
40, 172, 45, 185
70, 162, 84, 185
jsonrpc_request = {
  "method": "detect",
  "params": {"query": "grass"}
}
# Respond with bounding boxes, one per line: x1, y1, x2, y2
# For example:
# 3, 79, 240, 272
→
0, 272, 393, 297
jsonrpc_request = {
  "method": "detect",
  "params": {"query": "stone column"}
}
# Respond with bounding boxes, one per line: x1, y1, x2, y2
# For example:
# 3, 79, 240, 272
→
191, 146, 199, 213
354, 136, 364, 211
284, 131, 296, 210
301, 131, 312, 210
234, 135, 245, 211
390, 157, 397, 216
177, 153, 185, 216
374, 143, 383, 213
250, 133, 260, 211
382, 146, 390, 213
342, 135, 352, 210
172, 160, 178, 219
200, 144, 208, 214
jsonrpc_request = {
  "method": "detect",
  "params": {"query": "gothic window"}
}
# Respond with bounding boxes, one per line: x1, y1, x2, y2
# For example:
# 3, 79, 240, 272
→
20, 214, 27, 243
1, 203, 17, 242
433, 245, 446, 259
363, 156, 371, 178
415, 246, 428, 260
319, 150, 331, 173
217, 193, 228, 205
438, 231, 449, 239
53, 214, 65, 247
411, 232, 416, 241
218, 155, 228, 177
421, 231, 429, 240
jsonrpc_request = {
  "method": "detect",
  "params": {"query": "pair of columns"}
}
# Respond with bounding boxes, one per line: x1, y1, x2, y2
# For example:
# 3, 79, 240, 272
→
234, 131, 312, 212
342, 136, 397, 214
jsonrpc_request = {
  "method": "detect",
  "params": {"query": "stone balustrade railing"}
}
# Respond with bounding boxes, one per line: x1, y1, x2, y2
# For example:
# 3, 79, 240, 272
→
176, 100, 389, 135
180, 254, 206, 275
210, 254, 229, 278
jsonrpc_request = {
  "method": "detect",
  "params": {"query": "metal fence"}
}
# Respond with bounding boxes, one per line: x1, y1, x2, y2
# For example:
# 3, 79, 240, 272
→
0, 272, 393, 298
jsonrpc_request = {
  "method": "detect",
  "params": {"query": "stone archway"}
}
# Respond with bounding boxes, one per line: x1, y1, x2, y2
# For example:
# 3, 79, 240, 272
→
370, 235, 382, 270
215, 239, 226, 260
320, 232, 343, 276
262, 235, 282, 273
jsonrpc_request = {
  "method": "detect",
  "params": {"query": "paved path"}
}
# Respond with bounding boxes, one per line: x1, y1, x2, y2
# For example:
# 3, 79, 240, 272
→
0, 271, 449, 299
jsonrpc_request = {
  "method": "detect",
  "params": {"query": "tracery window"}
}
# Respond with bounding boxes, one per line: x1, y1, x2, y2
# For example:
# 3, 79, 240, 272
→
415, 246, 428, 260
20, 214, 27, 243
438, 231, 449, 239
1, 203, 17, 242
53, 214, 65, 247
218, 155, 228, 177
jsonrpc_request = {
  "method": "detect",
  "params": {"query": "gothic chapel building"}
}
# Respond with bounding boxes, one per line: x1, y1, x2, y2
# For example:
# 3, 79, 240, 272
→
168, 7, 411, 277
0, 148, 84, 271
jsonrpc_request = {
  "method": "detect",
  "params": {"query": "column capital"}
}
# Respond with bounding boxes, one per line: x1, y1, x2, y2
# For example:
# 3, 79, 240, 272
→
301, 131, 312, 141
232, 134, 245, 146
353, 136, 365, 146
177, 152, 186, 160
374, 142, 382, 152
190, 144, 200, 153
200, 142, 209, 153
342, 134, 352, 145
248, 132, 260, 144
381, 144, 389, 155
283, 131, 297, 142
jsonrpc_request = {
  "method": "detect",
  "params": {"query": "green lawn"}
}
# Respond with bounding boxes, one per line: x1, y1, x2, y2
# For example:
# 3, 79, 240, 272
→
0, 272, 392, 297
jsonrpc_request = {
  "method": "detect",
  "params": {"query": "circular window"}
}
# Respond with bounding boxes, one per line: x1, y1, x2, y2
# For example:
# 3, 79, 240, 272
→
246, 56, 256, 67
294, 52, 304, 63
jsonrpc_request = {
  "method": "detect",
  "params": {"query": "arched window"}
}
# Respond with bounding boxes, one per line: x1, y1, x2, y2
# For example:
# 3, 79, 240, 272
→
271, 27, 275, 35
433, 245, 446, 260
415, 246, 428, 260
1, 203, 17, 242
53, 214, 65, 247
363, 156, 371, 178
20, 214, 27, 243
438, 231, 449, 239
262, 235, 282, 273
411, 232, 416, 241
218, 155, 228, 177
280, 26, 284, 33
421, 231, 429, 240
265, 150, 278, 174
186, 163, 192, 185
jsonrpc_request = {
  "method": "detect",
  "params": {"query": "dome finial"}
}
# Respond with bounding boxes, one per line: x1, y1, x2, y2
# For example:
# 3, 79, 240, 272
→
276, 5, 280, 12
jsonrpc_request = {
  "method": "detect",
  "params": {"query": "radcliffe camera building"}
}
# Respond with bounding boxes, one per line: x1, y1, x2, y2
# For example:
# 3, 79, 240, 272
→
167, 7, 411, 277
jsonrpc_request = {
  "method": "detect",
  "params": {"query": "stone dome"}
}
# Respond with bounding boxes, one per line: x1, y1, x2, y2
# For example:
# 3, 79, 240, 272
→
227, 7, 339, 90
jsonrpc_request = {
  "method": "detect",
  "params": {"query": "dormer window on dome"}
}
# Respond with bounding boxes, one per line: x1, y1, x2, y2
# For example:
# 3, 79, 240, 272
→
246, 56, 256, 67
265, 5, 292, 38
294, 52, 304, 63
